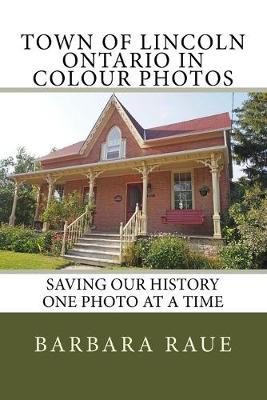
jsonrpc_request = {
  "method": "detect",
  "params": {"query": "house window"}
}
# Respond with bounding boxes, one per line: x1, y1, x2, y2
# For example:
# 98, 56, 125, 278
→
173, 172, 193, 209
100, 126, 126, 160
53, 184, 64, 201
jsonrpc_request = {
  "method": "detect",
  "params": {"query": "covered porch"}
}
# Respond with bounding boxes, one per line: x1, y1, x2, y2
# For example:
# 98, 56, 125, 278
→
9, 146, 228, 243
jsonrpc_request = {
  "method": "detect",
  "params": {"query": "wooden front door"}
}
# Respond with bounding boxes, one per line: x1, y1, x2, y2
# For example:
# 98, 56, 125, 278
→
126, 183, 142, 221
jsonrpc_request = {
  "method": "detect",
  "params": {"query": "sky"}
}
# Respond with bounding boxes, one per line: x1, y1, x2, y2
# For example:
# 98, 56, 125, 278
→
0, 91, 247, 179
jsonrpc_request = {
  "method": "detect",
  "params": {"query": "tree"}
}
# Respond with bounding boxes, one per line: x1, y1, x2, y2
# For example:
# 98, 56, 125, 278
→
0, 147, 36, 225
232, 93, 267, 187
221, 185, 267, 268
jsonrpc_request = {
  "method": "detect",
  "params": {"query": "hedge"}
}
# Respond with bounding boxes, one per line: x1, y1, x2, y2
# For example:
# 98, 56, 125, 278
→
126, 234, 221, 269
0, 225, 61, 255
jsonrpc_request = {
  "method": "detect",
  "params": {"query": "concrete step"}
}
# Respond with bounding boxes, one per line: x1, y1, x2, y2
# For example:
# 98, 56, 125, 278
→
83, 233, 120, 240
63, 254, 119, 267
75, 242, 120, 253
78, 237, 121, 246
64, 231, 122, 267
68, 248, 120, 261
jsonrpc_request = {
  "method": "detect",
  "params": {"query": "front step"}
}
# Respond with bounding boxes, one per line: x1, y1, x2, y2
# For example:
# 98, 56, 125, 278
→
63, 254, 119, 267
68, 249, 120, 261
74, 242, 120, 253
64, 232, 121, 267
78, 237, 121, 246
83, 232, 120, 240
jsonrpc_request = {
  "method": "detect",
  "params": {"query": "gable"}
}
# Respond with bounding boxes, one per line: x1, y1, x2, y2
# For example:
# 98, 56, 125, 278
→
79, 95, 145, 155
82, 108, 146, 163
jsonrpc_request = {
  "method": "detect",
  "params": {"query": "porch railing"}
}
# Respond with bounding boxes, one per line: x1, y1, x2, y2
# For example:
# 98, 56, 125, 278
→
61, 209, 90, 256
119, 203, 143, 263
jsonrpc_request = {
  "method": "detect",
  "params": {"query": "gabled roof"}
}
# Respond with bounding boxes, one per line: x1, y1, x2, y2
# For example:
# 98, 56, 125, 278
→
38, 141, 84, 161
38, 96, 231, 163
145, 112, 231, 140
116, 97, 145, 139
79, 94, 145, 154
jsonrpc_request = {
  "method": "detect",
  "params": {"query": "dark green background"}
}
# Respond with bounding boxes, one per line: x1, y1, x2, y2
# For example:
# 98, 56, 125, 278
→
0, 313, 266, 399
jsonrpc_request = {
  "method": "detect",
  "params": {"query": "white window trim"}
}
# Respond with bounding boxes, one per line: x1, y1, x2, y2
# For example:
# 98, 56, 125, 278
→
100, 126, 126, 161
171, 168, 195, 210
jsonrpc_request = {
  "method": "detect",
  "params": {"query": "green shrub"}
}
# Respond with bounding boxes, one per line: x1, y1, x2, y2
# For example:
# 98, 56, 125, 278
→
50, 232, 63, 256
188, 251, 222, 269
38, 230, 53, 253
133, 238, 153, 267
219, 242, 254, 269
0, 225, 60, 255
132, 235, 222, 269
145, 235, 190, 269
122, 242, 136, 267
222, 186, 267, 268
0, 225, 40, 253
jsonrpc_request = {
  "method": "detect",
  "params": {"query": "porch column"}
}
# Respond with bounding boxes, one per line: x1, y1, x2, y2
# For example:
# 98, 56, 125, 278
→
86, 170, 103, 207
34, 185, 41, 221
43, 174, 56, 232
142, 167, 148, 234
9, 180, 21, 226
197, 153, 223, 239
135, 162, 158, 235
88, 170, 95, 206
210, 155, 222, 238
85, 170, 103, 231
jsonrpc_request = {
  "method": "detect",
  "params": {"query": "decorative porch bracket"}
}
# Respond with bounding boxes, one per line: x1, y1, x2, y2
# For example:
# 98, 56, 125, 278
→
197, 153, 224, 239
9, 179, 23, 226
134, 162, 158, 235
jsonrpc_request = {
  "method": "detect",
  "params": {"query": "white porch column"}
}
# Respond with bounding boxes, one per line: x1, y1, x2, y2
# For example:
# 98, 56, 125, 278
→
86, 170, 103, 207
85, 170, 103, 231
198, 153, 223, 239
9, 180, 21, 226
142, 167, 148, 235
43, 174, 56, 232
87, 170, 95, 206
135, 162, 157, 235
34, 185, 41, 221
210, 155, 222, 238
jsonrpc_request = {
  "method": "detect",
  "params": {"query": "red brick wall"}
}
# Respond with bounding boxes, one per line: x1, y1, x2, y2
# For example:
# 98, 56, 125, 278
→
94, 174, 140, 231
41, 109, 225, 170
39, 166, 229, 235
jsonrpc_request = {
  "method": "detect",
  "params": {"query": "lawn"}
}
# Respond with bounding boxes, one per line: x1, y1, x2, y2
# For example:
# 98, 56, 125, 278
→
0, 251, 72, 269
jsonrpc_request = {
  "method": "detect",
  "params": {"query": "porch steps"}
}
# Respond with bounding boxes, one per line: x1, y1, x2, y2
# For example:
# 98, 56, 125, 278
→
64, 232, 121, 267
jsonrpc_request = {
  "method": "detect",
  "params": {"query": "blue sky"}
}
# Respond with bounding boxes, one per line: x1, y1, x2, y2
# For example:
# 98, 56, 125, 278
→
0, 92, 247, 178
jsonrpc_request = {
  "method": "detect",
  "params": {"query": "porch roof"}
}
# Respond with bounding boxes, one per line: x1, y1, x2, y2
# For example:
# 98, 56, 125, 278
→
9, 145, 228, 184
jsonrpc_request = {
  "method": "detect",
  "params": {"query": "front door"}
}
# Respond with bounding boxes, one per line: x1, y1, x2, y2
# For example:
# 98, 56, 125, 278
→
126, 183, 142, 221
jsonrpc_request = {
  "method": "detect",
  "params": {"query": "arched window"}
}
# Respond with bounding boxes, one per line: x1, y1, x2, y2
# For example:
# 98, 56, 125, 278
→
101, 126, 126, 160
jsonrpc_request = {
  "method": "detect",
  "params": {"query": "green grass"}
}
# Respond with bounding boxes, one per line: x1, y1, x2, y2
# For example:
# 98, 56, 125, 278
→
0, 250, 72, 269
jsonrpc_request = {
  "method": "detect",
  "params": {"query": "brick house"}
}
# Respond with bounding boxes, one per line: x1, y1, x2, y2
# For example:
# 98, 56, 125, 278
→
9, 95, 232, 265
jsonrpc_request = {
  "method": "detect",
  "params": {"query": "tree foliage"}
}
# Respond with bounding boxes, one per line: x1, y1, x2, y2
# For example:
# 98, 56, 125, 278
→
41, 191, 85, 229
232, 93, 267, 187
221, 185, 267, 268
0, 147, 36, 225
